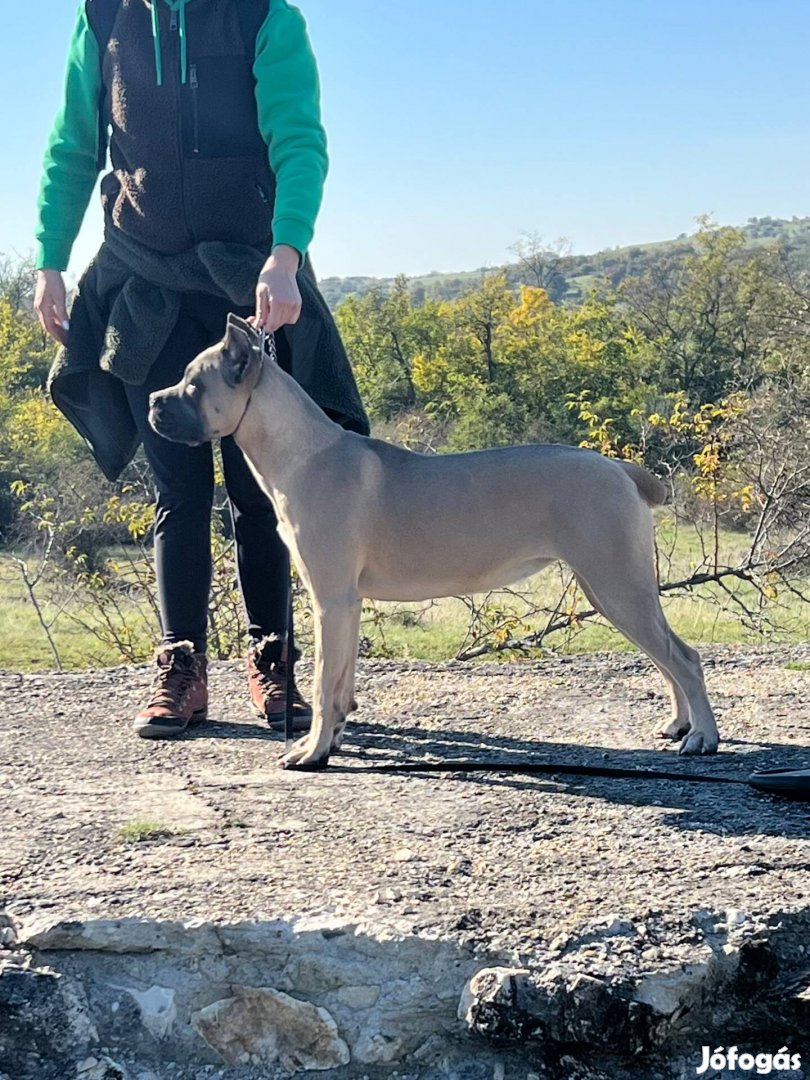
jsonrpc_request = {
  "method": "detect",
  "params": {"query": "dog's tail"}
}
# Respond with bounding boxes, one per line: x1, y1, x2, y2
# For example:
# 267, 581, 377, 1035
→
618, 461, 670, 507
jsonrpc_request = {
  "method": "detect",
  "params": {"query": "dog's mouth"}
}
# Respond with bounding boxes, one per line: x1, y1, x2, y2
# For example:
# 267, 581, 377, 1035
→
148, 394, 209, 446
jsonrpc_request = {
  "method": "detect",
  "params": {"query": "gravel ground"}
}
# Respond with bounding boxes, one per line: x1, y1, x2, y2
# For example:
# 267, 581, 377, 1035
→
1, 644, 809, 1077
2, 645, 809, 938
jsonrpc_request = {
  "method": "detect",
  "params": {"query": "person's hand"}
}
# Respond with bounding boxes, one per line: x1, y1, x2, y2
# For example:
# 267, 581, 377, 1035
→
34, 270, 70, 345
253, 245, 302, 332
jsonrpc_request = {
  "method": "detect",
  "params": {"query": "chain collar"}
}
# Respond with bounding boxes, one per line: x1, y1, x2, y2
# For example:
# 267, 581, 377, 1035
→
258, 327, 278, 368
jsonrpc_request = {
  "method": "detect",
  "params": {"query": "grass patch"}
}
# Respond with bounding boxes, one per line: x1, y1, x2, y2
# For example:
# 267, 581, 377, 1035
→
0, 554, 153, 671
785, 661, 810, 672
117, 820, 178, 843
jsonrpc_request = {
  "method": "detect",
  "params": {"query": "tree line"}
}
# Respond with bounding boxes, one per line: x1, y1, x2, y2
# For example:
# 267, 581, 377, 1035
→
0, 219, 808, 664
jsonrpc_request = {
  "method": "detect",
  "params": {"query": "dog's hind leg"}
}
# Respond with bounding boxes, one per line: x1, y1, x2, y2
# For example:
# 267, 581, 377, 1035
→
655, 676, 694, 742
281, 597, 361, 769
568, 521, 718, 755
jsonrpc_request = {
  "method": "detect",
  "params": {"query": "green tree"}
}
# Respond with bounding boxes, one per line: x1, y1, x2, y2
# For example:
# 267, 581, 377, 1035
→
337, 275, 447, 421
621, 220, 774, 403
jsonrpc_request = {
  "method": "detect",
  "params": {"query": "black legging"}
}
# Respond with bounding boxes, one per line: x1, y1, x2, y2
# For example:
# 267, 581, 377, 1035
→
124, 292, 291, 653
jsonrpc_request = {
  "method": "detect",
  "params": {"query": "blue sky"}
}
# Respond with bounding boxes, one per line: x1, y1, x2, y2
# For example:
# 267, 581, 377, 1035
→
1, 0, 809, 280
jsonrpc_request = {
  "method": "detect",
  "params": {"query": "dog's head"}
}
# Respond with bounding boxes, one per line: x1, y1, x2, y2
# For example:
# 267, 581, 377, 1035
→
148, 313, 263, 445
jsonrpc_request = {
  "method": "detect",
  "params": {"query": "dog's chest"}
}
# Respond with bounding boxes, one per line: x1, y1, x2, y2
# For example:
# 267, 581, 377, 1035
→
267, 493, 305, 568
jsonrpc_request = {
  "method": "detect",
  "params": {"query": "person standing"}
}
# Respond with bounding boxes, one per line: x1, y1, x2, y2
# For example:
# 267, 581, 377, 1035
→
33, 0, 368, 738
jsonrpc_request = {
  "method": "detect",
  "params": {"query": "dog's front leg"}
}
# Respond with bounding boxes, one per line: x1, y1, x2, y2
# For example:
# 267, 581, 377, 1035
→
281, 600, 357, 770
330, 600, 362, 752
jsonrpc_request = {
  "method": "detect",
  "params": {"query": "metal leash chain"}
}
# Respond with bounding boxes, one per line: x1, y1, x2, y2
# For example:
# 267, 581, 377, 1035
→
258, 326, 278, 367
285, 591, 295, 750
258, 325, 295, 747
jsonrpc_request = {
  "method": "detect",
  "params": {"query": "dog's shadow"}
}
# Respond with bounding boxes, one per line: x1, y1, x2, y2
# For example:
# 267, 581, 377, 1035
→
189, 712, 810, 840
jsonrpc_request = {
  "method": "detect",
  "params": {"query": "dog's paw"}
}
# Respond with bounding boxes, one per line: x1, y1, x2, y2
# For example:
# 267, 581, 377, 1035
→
280, 736, 330, 770
656, 718, 691, 741
678, 729, 719, 756
282, 757, 330, 772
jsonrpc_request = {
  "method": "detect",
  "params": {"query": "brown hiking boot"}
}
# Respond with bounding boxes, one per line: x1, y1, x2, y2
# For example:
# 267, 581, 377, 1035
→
247, 634, 312, 732
133, 641, 208, 739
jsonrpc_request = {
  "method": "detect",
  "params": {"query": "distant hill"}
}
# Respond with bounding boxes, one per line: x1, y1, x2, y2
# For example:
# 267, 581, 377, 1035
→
317, 216, 810, 310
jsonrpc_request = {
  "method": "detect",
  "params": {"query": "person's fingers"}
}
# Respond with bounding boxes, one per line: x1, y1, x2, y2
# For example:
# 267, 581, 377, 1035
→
47, 298, 69, 344
53, 290, 68, 327
34, 296, 66, 344
51, 316, 68, 346
270, 299, 300, 331
266, 295, 283, 333
255, 284, 269, 328
33, 272, 69, 344
271, 301, 301, 332
34, 302, 49, 337
33, 286, 49, 336
254, 272, 302, 331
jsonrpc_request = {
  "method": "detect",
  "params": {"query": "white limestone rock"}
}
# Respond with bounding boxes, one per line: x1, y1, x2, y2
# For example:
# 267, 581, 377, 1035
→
114, 984, 176, 1040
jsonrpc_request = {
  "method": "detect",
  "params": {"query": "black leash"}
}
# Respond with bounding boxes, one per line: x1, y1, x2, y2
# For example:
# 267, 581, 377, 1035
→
285, 590, 296, 749
332, 756, 810, 803
341, 758, 810, 801
349, 759, 742, 783
258, 326, 297, 751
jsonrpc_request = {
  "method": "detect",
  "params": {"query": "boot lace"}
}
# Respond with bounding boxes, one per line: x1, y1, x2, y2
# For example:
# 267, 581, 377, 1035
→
148, 653, 197, 708
254, 658, 292, 704
251, 647, 308, 707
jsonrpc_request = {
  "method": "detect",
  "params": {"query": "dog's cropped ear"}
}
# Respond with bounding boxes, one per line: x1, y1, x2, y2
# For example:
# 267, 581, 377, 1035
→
222, 313, 258, 387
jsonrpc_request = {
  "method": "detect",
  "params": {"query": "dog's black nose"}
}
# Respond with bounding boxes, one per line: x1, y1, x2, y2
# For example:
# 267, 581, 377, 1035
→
148, 398, 174, 438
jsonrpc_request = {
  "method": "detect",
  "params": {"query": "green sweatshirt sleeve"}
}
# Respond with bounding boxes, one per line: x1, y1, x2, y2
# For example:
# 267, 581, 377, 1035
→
254, 1, 329, 262
35, 4, 102, 271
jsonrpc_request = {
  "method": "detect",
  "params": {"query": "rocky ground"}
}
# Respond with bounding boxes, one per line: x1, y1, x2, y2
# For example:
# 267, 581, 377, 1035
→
1, 644, 809, 1079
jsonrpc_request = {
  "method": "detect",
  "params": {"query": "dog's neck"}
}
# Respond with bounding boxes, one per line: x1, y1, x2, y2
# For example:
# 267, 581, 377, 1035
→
233, 355, 345, 496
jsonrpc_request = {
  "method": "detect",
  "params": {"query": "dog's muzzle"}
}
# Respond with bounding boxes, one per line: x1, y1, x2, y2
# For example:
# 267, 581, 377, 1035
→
148, 391, 208, 446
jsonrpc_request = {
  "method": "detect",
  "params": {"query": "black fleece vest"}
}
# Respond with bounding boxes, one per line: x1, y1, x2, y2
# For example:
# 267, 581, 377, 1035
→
87, 0, 275, 254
